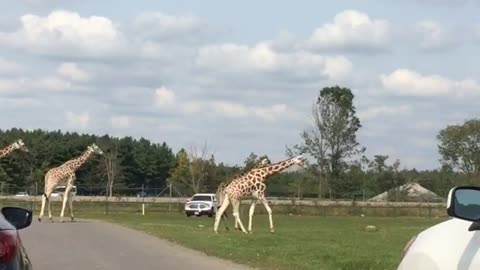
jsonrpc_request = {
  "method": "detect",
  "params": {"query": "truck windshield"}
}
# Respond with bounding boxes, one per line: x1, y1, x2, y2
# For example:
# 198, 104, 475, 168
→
191, 195, 211, 201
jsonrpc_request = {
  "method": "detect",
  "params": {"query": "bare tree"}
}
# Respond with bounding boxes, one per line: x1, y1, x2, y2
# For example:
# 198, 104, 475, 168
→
187, 141, 215, 193
104, 143, 120, 198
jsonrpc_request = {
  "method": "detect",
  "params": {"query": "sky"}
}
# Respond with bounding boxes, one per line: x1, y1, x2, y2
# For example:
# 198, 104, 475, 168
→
0, 0, 479, 170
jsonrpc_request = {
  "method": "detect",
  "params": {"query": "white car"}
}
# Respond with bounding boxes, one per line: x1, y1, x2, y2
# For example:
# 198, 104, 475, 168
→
52, 185, 77, 198
184, 193, 218, 217
398, 186, 480, 269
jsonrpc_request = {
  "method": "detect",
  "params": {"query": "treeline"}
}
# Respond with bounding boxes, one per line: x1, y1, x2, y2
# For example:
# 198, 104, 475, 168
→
0, 128, 177, 193
0, 128, 472, 200
0, 129, 269, 196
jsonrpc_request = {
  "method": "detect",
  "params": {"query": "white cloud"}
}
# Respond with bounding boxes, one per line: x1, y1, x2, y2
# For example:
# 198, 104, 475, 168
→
132, 12, 203, 42
0, 78, 28, 94
184, 100, 292, 122
0, 76, 73, 94
36, 77, 72, 91
65, 111, 89, 128
153, 86, 176, 107
307, 10, 389, 52
196, 42, 353, 81
3, 97, 43, 108
323, 56, 353, 81
110, 116, 131, 129
415, 20, 455, 50
475, 24, 480, 42
411, 137, 436, 149
0, 58, 23, 75
359, 105, 411, 121
0, 10, 127, 58
381, 69, 480, 96
57, 62, 90, 82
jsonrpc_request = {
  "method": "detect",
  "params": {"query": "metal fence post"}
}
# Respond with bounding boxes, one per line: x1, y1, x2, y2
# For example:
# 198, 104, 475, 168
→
142, 184, 145, 216
105, 182, 109, 215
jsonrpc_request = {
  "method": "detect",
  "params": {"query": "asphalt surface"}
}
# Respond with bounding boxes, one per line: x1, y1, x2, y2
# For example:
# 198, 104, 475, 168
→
19, 218, 253, 270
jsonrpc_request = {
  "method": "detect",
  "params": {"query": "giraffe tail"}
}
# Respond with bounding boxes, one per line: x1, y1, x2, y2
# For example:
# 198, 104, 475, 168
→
216, 182, 227, 208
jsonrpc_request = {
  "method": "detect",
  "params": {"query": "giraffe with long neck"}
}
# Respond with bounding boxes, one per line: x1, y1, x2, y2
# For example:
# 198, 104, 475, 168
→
38, 143, 104, 223
216, 158, 271, 231
214, 155, 304, 234
0, 139, 28, 159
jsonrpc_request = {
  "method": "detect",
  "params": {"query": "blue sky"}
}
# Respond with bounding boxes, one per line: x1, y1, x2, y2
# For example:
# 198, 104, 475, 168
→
0, 0, 479, 169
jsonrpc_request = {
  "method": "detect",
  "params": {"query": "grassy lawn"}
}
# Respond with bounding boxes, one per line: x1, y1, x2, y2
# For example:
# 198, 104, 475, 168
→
81, 212, 445, 270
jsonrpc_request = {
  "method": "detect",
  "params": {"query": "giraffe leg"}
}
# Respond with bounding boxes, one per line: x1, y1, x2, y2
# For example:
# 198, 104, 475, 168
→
47, 194, 53, 222
214, 197, 230, 233
38, 194, 47, 222
234, 200, 241, 231
248, 199, 257, 233
68, 193, 75, 222
260, 197, 274, 233
234, 210, 239, 231
221, 211, 229, 231
232, 200, 247, 234
60, 183, 73, 223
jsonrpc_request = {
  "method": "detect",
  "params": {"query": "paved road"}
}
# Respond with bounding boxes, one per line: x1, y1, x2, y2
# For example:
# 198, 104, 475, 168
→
20, 219, 252, 270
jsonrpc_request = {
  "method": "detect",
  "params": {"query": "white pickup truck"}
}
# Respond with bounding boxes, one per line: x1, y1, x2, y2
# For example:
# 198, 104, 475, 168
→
184, 193, 218, 217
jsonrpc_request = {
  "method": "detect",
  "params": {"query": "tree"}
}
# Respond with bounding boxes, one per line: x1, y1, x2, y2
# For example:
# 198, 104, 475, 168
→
437, 119, 480, 176
167, 149, 191, 195
288, 86, 364, 198
371, 155, 389, 173
102, 140, 122, 197
187, 141, 214, 193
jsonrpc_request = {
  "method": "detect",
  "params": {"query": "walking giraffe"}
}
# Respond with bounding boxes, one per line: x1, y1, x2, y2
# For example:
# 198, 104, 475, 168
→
0, 139, 28, 158
38, 143, 104, 223
216, 158, 271, 231
214, 155, 304, 234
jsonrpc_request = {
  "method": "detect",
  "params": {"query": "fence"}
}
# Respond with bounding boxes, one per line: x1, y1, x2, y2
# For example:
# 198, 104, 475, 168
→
0, 194, 448, 218
0, 183, 449, 218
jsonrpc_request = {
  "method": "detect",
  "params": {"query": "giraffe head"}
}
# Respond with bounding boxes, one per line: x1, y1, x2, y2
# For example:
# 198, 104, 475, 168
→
88, 143, 104, 155
14, 139, 28, 152
291, 155, 305, 167
258, 158, 271, 167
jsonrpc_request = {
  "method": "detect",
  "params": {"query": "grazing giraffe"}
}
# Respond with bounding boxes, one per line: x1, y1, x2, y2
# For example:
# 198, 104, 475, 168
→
0, 139, 28, 159
214, 155, 304, 234
38, 143, 104, 223
216, 158, 271, 231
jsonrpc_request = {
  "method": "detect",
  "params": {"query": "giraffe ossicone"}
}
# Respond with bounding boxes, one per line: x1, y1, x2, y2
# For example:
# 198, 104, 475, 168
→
214, 155, 304, 234
38, 143, 104, 223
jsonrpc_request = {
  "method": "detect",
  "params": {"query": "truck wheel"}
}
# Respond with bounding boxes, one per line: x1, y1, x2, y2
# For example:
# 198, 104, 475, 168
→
208, 208, 214, 218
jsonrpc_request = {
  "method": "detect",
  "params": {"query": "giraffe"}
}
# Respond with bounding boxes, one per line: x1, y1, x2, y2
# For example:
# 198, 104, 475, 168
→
216, 158, 272, 231
38, 143, 104, 223
214, 155, 304, 234
0, 139, 28, 159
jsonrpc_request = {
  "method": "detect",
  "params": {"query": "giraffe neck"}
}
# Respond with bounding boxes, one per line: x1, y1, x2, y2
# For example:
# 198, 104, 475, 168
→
260, 158, 297, 178
66, 149, 95, 172
0, 143, 17, 159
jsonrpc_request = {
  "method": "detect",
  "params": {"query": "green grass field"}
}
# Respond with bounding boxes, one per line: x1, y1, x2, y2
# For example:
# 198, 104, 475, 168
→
81, 212, 444, 270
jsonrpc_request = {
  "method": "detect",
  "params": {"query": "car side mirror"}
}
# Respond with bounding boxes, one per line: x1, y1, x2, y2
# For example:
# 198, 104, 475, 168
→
1, 207, 32, 230
447, 186, 480, 222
